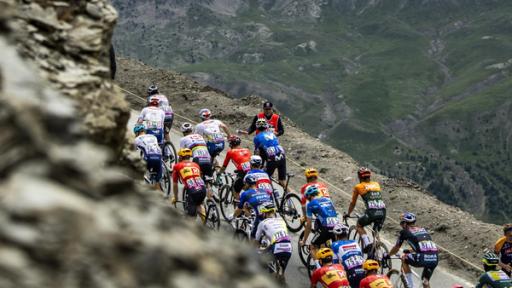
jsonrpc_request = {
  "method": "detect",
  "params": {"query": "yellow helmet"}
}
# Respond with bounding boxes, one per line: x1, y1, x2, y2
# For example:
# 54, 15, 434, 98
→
178, 148, 193, 158
363, 259, 380, 271
316, 248, 334, 261
305, 168, 318, 179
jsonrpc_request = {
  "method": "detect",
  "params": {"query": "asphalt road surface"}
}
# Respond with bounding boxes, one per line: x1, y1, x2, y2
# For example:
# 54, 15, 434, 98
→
128, 110, 474, 288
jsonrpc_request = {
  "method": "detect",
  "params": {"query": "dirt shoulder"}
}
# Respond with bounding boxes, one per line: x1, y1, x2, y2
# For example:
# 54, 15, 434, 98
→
116, 57, 502, 281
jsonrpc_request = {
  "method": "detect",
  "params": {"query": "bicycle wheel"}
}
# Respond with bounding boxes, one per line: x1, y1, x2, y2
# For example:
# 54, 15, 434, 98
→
219, 184, 236, 221
159, 162, 171, 196
306, 254, 317, 280
298, 230, 311, 267
163, 142, 177, 165
234, 229, 248, 241
181, 188, 187, 212
387, 269, 409, 288
372, 241, 391, 273
204, 200, 221, 230
279, 193, 303, 233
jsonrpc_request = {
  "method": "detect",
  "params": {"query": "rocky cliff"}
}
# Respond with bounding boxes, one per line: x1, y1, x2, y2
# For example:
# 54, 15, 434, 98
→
0, 1, 276, 287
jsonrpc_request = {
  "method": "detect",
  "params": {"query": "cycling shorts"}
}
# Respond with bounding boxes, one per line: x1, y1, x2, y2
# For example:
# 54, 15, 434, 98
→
312, 224, 336, 247
346, 268, 365, 288
233, 170, 246, 193
265, 156, 286, 181
146, 128, 164, 145
184, 186, 207, 217
358, 208, 386, 231
164, 117, 173, 134
193, 158, 214, 179
405, 253, 438, 280
146, 154, 162, 182
206, 141, 224, 159
271, 240, 292, 271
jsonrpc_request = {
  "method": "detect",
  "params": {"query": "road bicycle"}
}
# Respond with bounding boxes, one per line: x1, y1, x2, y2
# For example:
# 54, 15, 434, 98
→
144, 159, 171, 196
384, 250, 412, 288
218, 172, 238, 221
258, 238, 289, 279
270, 173, 303, 232
231, 214, 254, 241
177, 192, 220, 230
162, 141, 177, 166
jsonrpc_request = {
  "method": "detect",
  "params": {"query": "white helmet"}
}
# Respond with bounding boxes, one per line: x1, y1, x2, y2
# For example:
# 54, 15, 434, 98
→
250, 155, 263, 166
180, 122, 193, 133
199, 108, 211, 120
333, 224, 349, 236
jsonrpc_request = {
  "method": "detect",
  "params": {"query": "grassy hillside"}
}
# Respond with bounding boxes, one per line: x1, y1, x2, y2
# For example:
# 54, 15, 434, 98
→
112, 0, 512, 223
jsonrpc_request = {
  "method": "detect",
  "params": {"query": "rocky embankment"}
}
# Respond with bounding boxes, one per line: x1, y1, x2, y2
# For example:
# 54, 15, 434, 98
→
117, 57, 503, 279
0, 1, 276, 287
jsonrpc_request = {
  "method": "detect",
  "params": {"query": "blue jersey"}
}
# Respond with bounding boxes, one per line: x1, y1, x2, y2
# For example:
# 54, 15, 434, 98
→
238, 188, 273, 218
306, 197, 339, 228
331, 240, 364, 271
253, 131, 285, 161
245, 169, 273, 194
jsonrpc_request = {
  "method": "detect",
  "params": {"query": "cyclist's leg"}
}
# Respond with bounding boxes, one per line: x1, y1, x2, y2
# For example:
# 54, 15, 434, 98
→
265, 159, 277, 179
420, 253, 438, 288
233, 172, 245, 201
164, 120, 172, 143
276, 157, 288, 192
273, 241, 292, 275
403, 252, 424, 287
357, 211, 372, 250
189, 186, 207, 221
347, 268, 366, 288
311, 226, 330, 260
147, 154, 163, 190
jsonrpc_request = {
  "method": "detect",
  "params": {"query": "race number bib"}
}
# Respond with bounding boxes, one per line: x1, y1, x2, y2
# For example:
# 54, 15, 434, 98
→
271, 231, 290, 243
325, 217, 339, 227
273, 242, 292, 254
344, 255, 363, 270
418, 240, 438, 253
367, 200, 386, 209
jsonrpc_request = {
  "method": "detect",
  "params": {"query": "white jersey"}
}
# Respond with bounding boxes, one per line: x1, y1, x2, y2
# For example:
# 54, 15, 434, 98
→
195, 119, 225, 143
154, 94, 173, 119
180, 134, 211, 163
134, 134, 162, 156
255, 217, 291, 244
138, 106, 165, 130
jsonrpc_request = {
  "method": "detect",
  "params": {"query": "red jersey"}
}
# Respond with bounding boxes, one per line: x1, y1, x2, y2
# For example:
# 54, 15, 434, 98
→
359, 274, 393, 288
222, 148, 252, 172
256, 112, 280, 135
300, 181, 330, 205
310, 264, 350, 288
172, 161, 205, 190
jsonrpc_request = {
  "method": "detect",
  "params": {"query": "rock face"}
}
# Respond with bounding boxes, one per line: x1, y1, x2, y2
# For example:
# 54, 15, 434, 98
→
0, 2, 275, 288
11, 0, 129, 154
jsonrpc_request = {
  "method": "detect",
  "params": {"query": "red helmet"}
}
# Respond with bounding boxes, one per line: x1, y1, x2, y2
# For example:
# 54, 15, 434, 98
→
228, 135, 241, 147
357, 167, 371, 179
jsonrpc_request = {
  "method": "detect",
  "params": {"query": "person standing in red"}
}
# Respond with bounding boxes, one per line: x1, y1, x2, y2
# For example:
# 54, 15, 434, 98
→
240, 101, 284, 136
219, 135, 252, 196
359, 260, 393, 288
310, 248, 351, 288
171, 148, 207, 221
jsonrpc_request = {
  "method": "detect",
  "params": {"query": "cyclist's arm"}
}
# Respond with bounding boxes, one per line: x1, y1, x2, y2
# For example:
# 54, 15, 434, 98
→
255, 222, 264, 242
171, 169, 179, 199
246, 115, 258, 135
220, 121, 231, 138
275, 117, 284, 136
302, 205, 313, 242
137, 109, 146, 124
347, 189, 358, 216
475, 273, 489, 288
220, 151, 232, 173
310, 269, 320, 288
389, 231, 405, 256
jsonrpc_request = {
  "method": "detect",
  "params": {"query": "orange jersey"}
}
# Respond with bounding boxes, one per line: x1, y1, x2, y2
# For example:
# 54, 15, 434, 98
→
222, 148, 252, 172
359, 274, 393, 288
495, 236, 512, 264
172, 161, 205, 190
351, 181, 385, 210
310, 264, 350, 288
300, 181, 330, 205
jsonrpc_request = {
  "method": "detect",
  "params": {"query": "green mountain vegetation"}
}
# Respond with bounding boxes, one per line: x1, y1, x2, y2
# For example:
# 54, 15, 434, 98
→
112, 0, 512, 224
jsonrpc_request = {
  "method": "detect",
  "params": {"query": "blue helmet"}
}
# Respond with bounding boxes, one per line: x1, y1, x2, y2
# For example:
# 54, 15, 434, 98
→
244, 174, 257, 185
305, 185, 319, 198
400, 212, 416, 224
133, 124, 145, 135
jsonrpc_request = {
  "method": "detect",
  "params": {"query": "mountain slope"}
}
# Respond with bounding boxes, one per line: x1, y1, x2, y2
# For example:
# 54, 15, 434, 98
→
112, 0, 512, 223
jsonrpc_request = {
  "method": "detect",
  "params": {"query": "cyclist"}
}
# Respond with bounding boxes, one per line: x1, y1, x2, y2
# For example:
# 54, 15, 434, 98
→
179, 123, 213, 194
495, 224, 512, 277
194, 108, 231, 166
310, 248, 350, 288
220, 135, 252, 197
146, 84, 159, 103
299, 186, 339, 261
331, 224, 365, 288
233, 174, 273, 239
147, 85, 174, 144
255, 203, 292, 278
344, 167, 386, 253
133, 124, 162, 191
359, 259, 392, 288
171, 148, 207, 222
301, 168, 331, 221
245, 155, 273, 196
241, 101, 284, 136
253, 118, 288, 191
476, 251, 512, 288
137, 96, 166, 145
387, 212, 438, 288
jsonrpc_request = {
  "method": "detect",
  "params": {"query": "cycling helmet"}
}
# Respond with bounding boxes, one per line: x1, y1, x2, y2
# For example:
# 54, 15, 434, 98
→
399, 212, 416, 224
180, 122, 193, 133
228, 135, 241, 147
305, 168, 319, 179
148, 96, 159, 106
255, 118, 268, 130
199, 108, 211, 120
332, 224, 349, 236
250, 155, 263, 167
363, 259, 380, 271
357, 167, 371, 179
147, 84, 159, 96
244, 174, 257, 186
133, 124, 145, 135
260, 203, 276, 214
503, 223, 512, 234
482, 252, 499, 266
316, 248, 334, 262
178, 148, 193, 158
304, 185, 319, 198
